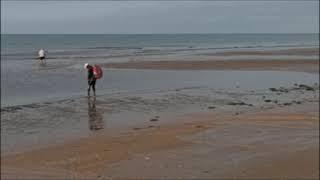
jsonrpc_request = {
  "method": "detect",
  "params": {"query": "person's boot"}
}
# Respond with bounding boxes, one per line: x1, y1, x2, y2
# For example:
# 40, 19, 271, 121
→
87, 89, 90, 97
93, 91, 96, 97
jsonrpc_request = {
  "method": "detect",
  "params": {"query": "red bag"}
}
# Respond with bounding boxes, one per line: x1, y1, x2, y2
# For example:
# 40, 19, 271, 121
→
93, 65, 103, 79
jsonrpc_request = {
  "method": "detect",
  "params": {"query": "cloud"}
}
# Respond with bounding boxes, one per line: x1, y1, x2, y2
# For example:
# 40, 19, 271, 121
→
1, 1, 318, 34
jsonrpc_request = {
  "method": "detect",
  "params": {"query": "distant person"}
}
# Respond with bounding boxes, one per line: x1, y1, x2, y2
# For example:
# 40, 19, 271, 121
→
38, 48, 46, 63
84, 63, 97, 96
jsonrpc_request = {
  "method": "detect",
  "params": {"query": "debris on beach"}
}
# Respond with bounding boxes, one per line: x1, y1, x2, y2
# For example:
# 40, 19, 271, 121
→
148, 115, 160, 122
194, 125, 205, 128
227, 102, 246, 106
269, 88, 278, 92
269, 87, 289, 93
207, 106, 216, 109
283, 102, 292, 106
150, 117, 159, 122
269, 84, 318, 93
1, 106, 23, 113
292, 101, 302, 104
298, 84, 315, 91
227, 101, 252, 106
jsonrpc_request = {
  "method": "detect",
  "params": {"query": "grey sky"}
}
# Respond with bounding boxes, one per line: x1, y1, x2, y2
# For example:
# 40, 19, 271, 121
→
1, 1, 319, 34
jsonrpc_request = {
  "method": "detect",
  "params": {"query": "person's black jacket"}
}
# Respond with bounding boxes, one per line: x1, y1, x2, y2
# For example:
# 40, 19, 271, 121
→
88, 67, 95, 81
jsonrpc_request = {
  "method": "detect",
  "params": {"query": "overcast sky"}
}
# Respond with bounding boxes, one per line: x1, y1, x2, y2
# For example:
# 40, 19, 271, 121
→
1, 1, 319, 34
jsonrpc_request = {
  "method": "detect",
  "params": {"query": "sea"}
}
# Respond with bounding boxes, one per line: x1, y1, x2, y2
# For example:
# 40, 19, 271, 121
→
1, 34, 319, 107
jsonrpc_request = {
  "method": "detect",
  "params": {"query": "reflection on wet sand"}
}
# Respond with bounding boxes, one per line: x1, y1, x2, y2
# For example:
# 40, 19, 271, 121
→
38, 61, 46, 68
88, 97, 104, 131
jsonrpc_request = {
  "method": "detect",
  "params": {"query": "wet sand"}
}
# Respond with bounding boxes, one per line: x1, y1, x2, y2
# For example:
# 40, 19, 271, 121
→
104, 47, 319, 73
1, 47, 319, 179
206, 47, 319, 56
2, 85, 319, 179
2, 102, 319, 179
105, 59, 319, 73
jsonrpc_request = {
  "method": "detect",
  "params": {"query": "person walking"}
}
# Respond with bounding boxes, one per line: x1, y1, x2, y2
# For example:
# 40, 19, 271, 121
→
38, 48, 46, 63
84, 63, 96, 96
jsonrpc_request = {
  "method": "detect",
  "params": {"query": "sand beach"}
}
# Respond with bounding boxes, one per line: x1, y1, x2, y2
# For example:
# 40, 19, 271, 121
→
1, 45, 319, 179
